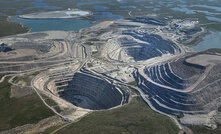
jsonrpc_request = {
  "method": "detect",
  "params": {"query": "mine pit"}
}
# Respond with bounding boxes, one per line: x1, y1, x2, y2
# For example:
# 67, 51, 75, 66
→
55, 72, 127, 110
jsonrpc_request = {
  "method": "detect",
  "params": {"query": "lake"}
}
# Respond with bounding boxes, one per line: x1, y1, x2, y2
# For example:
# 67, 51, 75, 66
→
8, 17, 95, 32
192, 31, 221, 51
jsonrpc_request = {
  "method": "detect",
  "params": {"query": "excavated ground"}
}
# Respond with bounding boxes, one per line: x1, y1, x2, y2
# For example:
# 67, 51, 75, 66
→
0, 17, 220, 131
56, 71, 128, 110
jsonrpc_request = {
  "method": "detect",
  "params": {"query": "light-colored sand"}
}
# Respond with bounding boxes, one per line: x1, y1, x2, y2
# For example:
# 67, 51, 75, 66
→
186, 54, 221, 66
19, 9, 92, 19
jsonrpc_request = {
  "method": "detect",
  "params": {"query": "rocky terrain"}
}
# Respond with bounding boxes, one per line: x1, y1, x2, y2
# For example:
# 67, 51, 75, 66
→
0, 17, 220, 133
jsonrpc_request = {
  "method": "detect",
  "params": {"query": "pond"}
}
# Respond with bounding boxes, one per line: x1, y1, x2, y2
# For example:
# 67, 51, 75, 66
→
8, 17, 95, 32
192, 31, 221, 51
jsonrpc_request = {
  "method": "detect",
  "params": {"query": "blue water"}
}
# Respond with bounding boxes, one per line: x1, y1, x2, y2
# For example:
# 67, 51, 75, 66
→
22, 1, 61, 11
16, 10, 23, 15
116, 0, 127, 4
192, 5, 221, 12
193, 32, 221, 51
198, 10, 221, 15
0, 0, 61, 13
153, 8, 160, 11
0, 7, 15, 10
93, 5, 109, 11
8, 17, 95, 32
120, 6, 136, 9
77, 1, 107, 8
144, 6, 153, 9
93, 12, 123, 19
206, 16, 221, 22
171, 7, 195, 14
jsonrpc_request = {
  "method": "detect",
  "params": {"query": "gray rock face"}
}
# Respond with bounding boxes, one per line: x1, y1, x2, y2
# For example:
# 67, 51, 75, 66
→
0, 16, 219, 127
57, 72, 126, 110
12, 42, 51, 53
170, 56, 205, 80
135, 52, 221, 116
0, 43, 13, 52
119, 33, 179, 61
101, 17, 202, 63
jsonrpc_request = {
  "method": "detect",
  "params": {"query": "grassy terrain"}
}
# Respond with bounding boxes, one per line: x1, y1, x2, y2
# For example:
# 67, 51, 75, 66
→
185, 36, 202, 46
218, 106, 221, 112
0, 0, 220, 38
42, 123, 65, 134
88, 38, 100, 42
12, 72, 40, 86
176, 113, 184, 119
128, 81, 138, 87
55, 97, 179, 134
12, 75, 30, 86
42, 94, 62, 113
85, 42, 94, 46
0, 77, 54, 131
0, 17, 29, 37
207, 48, 221, 54
44, 98, 57, 106
204, 23, 221, 31
0, 74, 5, 80
190, 125, 221, 134
87, 63, 93, 68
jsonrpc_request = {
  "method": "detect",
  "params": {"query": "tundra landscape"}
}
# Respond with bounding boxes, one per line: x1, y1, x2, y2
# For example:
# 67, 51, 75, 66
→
0, 0, 221, 134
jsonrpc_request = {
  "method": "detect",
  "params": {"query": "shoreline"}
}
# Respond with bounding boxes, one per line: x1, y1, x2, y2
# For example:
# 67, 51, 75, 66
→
18, 9, 93, 20
7, 16, 31, 33
6, 16, 98, 34
4, 14, 219, 52
184, 27, 210, 48
4, 8, 94, 34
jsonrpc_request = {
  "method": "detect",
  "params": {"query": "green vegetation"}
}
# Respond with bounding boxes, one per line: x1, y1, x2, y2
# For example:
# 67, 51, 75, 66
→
88, 38, 99, 42
207, 48, 221, 54
43, 96, 62, 113
42, 124, 65, 134
128, 81, 138, 87
218, 106, 221, 112
85, 42, 94, 45
205, 23, 221, 31
55, 97, 178, 134
185, 36, 201, 46
0, 17, 29, 37
176, 113, 184, 119
96, 30, 106, 36
0, 77, 54, 131
0, 0, 220, 38
87, 63, 93, 68
0, 74, 5, 80
92, 51, 98, 55
54, 106, 62, 113
190, 125, 221, 134
12, 72, 39, 86
44, 98, 57, 106
12, 75, 30, 86
97, 56, 105, 60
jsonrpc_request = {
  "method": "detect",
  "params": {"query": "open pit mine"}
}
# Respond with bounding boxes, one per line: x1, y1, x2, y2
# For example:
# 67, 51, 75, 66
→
0, 17, 221, 130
